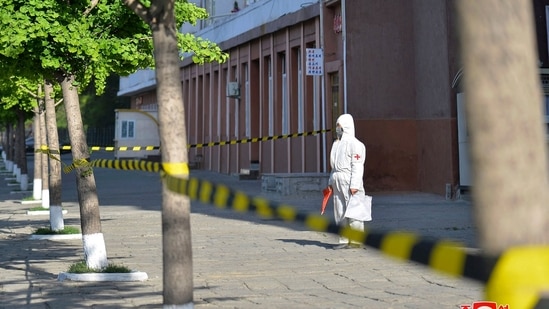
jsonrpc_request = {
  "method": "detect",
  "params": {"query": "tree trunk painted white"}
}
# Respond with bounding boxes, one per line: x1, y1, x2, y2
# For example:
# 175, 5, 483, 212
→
33, 178, 42, 200
60, 74, 107, 270
49, 205, 64, 231
32, 111, 42, 201
41, 189, 50, 209
5, 160, 12, 172
82, 233, 108, 269
20, 174, 28, 191
15, 109, 28, 186
12, 164, 18, 177
44, 81, 64, 231
15, 166, 21, 183
39, 110, 49, 209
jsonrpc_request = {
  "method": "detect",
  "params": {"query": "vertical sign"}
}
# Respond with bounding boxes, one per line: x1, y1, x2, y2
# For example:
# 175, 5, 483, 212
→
306, 48, 324, 76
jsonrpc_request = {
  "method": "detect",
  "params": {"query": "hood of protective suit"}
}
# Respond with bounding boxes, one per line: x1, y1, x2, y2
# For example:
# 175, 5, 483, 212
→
336, 114, 355, 137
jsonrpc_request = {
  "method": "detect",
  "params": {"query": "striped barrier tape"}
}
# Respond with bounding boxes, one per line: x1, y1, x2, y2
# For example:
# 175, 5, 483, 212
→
37, 145, 160, 152
161, 171, 549, 309
34, 155, 549, 307
33, 128, 331, 153
162, 171, 496, 280
189, 129, 331, 148
62, 158, 161, 174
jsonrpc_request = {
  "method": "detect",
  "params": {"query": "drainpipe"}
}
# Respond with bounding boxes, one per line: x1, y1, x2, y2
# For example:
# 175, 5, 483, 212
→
320, 0, 327, 172
342, 0, 348, 113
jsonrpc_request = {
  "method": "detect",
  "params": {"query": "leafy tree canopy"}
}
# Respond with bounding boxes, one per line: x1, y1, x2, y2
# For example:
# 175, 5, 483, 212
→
0, 0, 227, 96
0, 0, 153, 94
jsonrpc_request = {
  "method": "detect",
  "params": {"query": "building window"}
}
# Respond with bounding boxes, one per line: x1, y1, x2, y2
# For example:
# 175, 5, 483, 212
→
204, 0, 216, 27
121, 120, 135, 139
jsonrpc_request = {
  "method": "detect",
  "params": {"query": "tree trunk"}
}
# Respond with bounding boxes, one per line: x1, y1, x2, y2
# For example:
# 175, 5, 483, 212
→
32, 108, 42, 201
15, 108, 28, 190
5, 124, 13, 172
44, 80, 64, 231
39, 109, 49, 209
456, 0, 549, 254
150, 0, 193, 305
60, 74, 107, 269
11, 117, 20, 180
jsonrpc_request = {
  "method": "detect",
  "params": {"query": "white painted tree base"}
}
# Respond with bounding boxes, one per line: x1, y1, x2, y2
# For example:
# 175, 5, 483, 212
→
32, 178, 42, 200
29, 234, 82, 240
20, 174, 28, 191
57, 271, 148, 282
163, 303, 194, 309
50, 205, 64, 231
83, 233, 108, 269
41, 189, 50, 209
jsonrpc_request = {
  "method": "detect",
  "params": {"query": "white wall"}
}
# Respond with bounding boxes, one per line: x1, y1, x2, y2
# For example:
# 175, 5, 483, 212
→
114, 110, 160, 159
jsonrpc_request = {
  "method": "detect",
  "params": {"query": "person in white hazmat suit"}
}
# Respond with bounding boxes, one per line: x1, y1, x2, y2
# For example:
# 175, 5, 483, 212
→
328, 114, 370, 249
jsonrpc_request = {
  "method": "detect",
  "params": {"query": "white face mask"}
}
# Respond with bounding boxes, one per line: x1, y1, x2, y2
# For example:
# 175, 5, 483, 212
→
336, 127, 343, 139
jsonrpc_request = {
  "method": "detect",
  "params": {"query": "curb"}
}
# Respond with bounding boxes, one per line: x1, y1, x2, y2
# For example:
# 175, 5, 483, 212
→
20, 200, 43, 205
26, 210, 68, 215
57, 271, 149, 282
29, 234, 82, 240
10, 190, 33, 194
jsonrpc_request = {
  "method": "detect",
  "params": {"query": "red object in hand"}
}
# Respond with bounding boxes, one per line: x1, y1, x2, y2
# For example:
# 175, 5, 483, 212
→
321, 187, 332, 215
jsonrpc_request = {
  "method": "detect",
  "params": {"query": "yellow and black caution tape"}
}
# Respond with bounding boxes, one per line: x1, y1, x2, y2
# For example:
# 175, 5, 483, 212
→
160, 171, 549, 309
62, 158, 162, 174
36, 145, 160, 152
45, 156, 549, 308
161, 171, 498, 282
33, 128, 331, 153
36, 146, 63, 162
189, 129, 331, 148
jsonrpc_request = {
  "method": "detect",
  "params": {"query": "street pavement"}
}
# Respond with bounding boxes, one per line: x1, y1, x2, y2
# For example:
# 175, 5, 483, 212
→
0, 151, 484, 308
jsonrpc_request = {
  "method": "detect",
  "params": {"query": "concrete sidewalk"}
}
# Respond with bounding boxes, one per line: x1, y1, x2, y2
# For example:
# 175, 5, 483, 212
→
0, 153, 483, 308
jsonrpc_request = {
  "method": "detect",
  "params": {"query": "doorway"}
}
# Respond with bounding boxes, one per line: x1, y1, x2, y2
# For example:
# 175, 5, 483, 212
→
329, 72, 341, 138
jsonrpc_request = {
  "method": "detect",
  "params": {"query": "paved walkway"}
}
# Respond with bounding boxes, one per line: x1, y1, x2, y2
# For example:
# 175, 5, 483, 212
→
0, 152, 483, 308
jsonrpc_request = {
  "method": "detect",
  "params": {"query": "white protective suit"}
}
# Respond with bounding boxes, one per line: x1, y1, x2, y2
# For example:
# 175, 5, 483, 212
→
328, 114, 367, 244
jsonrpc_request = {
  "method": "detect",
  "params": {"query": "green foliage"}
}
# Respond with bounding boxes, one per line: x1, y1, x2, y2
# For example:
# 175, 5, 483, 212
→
0, 0, 228, 124
176, 1, 208, 26
0, 0, 154, 94
29, 206, 47, 210
178, 33, 229, 64
0, 77, 39, 112
68, 260, 132, 273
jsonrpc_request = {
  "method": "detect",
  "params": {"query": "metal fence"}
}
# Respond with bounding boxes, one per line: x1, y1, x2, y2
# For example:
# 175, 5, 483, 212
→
58, 126, 115, 147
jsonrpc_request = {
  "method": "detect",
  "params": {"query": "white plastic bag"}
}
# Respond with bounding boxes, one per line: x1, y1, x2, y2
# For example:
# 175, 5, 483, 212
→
344, 193, 372, 221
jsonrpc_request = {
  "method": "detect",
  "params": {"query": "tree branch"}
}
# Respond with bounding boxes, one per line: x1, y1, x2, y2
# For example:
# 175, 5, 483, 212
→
83, 0, 100, 16
17, 84, 41, 100
123, 0, 151, 24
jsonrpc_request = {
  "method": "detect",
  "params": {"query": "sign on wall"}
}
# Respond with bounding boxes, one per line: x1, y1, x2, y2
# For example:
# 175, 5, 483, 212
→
306, 48, 324, 76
